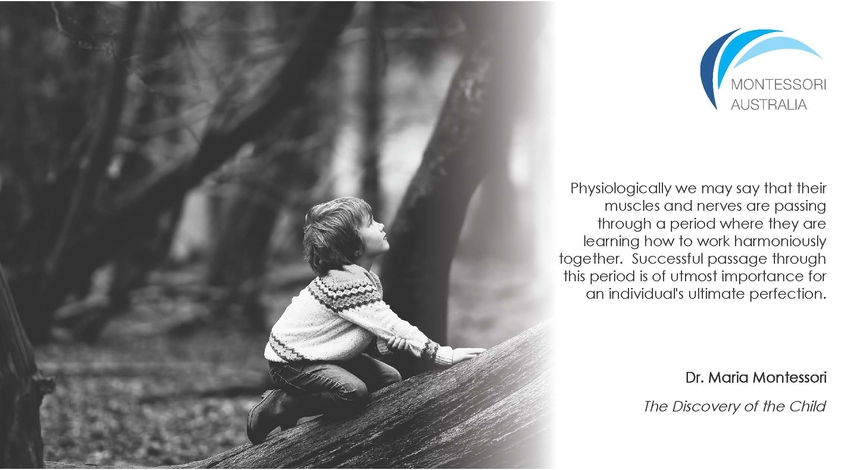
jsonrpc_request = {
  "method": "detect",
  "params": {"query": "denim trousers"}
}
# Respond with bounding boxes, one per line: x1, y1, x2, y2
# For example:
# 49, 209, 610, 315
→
268, 354, 401, 419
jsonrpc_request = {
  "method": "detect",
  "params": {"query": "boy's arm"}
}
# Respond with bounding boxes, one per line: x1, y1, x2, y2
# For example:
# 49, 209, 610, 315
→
312, 276, 453, 366
338, 300, 453, 366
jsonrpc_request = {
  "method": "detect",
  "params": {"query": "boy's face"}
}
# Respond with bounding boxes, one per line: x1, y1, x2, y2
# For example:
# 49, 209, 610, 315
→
358, 216, 390, 259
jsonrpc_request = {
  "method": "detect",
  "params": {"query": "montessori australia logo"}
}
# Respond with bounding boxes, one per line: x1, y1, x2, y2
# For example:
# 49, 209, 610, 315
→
700, 29, 824, 110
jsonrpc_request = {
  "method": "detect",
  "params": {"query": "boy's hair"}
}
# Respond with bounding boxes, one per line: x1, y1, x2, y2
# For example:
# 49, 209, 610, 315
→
303, 197, 373, 276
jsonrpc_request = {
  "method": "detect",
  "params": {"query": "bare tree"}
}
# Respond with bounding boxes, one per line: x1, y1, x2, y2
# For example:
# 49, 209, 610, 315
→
13, 3, 145, 343
8, 2, 356, 343
74, 2, 187, 342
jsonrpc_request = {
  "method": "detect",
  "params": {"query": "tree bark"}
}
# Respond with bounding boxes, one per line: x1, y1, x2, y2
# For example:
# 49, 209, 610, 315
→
379, 3, 547, 374
0, 263, 53, 468
360, 2, 385, 220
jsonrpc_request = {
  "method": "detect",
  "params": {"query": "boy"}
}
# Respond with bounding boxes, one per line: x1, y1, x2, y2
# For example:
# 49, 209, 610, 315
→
247, 197, 485, 445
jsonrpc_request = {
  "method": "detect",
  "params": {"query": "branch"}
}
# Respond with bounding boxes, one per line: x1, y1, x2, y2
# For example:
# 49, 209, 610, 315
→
50, 2, 105, 52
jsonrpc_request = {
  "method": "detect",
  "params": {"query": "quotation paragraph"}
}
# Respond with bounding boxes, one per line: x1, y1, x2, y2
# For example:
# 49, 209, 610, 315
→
561, 182, 827, 302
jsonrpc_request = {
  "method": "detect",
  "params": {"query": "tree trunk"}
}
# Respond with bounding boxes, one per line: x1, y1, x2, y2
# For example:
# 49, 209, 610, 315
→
205, 2, 332, 328
360, 2, 385, 220
0, 264, 53, 468
206, 2, 252, 241
9, 3, 99, 268
205, 156, 286, 327
78, 2, 186, 342
19, 3, 144, 343
457, 140, 522, 263
379, 3, 547, 375
204, 112, 323, 328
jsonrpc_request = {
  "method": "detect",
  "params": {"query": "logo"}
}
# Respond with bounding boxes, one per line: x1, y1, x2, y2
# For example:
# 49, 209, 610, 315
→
700, 29, 821, 109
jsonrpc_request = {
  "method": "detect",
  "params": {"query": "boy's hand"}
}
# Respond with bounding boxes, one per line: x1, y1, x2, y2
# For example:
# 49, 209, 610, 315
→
452, 348, 486, 365
387, 336, 408, 353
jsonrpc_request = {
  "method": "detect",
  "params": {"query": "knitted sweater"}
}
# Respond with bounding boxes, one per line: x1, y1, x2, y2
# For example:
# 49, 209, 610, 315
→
264, 264, 453, 367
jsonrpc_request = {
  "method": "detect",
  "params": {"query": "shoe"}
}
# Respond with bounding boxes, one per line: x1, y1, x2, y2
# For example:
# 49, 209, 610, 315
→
247, 389, 296, 445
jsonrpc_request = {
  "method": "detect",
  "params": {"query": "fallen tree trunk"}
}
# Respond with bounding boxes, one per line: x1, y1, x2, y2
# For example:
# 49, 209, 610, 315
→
182, 321, 551, 468
46, 321, 551, 469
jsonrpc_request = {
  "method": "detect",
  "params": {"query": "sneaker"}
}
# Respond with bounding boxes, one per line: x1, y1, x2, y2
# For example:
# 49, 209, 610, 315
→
246, 389, 296, 445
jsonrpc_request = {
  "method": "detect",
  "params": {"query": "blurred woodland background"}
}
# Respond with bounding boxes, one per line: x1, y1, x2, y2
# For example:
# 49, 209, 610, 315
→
0, 2, 551, 466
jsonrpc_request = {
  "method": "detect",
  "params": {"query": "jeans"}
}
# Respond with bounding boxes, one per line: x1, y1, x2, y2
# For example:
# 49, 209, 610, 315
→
268, 354, 401, 419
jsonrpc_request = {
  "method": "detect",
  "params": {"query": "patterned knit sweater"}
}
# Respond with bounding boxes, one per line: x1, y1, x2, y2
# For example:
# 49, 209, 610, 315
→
264, 264, 453, 367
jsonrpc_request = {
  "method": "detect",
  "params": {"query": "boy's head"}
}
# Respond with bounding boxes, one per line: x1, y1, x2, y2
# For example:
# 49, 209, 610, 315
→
303, 197, 374, 276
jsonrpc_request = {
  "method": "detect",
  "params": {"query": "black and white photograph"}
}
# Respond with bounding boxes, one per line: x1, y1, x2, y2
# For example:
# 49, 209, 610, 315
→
0, 2, 552, 467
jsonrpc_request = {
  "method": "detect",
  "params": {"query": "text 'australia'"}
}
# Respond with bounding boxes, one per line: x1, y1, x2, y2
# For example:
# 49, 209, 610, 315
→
731, 98, 807, 111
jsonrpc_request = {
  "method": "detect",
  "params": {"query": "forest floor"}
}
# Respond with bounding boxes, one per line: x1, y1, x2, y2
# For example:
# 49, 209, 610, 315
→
33, 256, 549, 467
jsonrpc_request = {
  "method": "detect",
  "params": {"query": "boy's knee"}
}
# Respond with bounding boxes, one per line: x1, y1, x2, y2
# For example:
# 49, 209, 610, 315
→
382, 368, 402, 387
338, 382, 369, 409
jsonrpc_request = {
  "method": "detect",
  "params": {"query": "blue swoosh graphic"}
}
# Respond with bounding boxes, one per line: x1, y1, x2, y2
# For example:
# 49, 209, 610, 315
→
735, 36, 821, 67
700, 29, 738, 109
717, 29, 780, 87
